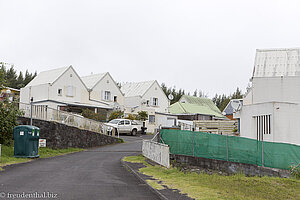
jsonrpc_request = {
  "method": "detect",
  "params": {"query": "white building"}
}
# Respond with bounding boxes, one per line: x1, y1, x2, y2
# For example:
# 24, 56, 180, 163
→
121, 80, 170, 132
20, 66, 112, 114
235, 48, 300, 145
81, 72, 125, 111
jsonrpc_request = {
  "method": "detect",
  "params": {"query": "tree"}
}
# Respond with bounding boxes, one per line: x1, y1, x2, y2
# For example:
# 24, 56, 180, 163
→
212, 87, 243, 111
5, 66, 17, 88
193, 89, 197, 97
136, 111, 148, 121
0, 100, 22, 145
0, 67, 5, 90
16, 71, 24, 89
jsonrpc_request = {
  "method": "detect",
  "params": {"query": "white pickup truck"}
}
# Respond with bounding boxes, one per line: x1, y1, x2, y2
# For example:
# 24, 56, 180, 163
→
104, 119, 143, 136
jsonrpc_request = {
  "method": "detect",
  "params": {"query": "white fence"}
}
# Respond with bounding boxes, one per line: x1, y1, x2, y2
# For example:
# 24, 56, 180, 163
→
142, 140, 170, 168
19, 103, 104, 134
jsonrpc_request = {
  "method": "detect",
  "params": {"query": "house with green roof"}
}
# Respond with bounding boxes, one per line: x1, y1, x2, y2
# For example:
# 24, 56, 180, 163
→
170, 95, 226, 121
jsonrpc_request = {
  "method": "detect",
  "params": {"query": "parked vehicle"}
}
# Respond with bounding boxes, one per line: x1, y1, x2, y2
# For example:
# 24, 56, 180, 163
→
104, 119, 144, 136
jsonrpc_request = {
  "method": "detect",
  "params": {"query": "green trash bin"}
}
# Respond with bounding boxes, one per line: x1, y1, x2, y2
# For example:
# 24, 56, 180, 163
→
13, 125, 40, 158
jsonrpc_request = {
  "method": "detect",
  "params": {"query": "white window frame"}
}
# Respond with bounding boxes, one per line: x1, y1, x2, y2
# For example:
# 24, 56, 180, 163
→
152, 97, 158, 106
104, 91, 111, 101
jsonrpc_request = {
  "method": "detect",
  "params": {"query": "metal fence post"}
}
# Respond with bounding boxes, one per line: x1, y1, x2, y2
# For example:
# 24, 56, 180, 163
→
262, 140, 264, 167
227, 133, 229, 161
30, 97, 33, 126
193, 130, 195, 157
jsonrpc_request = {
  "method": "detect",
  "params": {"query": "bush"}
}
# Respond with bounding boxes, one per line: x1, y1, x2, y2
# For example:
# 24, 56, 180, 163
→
0, 99, 22, 145
290, 164, 300, 179
82, 108, 107, 122
108, 110, 124, 121
125, 114, 136, 120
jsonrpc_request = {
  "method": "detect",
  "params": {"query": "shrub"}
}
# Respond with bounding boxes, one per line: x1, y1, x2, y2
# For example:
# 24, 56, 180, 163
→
125, 114, 136, 120
108, 110, 124, 121
82, 108, 107, 122
290, 164, 300, 179
0, 99, 22, 145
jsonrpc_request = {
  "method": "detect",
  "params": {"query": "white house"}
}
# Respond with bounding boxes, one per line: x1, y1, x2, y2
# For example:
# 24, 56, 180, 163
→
81, 72, 125, 112
235, 48, 300, 145
20, 66, 112, 113
121, 80, 170, 132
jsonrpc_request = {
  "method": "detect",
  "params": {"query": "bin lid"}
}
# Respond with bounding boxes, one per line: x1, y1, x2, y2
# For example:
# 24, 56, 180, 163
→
14, 125, 40, 131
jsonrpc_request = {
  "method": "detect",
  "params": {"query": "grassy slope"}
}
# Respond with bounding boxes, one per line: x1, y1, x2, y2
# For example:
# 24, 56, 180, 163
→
123, 155, 300, 200
0, 145, 84, 169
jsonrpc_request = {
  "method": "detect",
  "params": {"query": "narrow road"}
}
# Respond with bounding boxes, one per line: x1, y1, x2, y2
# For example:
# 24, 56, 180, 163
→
0, 135, 160, 200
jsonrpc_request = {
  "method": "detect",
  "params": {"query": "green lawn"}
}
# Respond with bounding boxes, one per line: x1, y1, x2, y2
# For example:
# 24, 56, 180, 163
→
0, 145, 84, 170
123, 155, 300, 200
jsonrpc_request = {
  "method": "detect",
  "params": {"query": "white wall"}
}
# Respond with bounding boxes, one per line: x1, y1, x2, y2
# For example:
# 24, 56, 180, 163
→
155, 113, 177, 128
49, 67, 88, 104
141, 81, 170, 113
244, 76, 300, 105
20, 83, 50, 104
142, 140, 170, 168
90, 73, 124, 109
237, 102, 300, 145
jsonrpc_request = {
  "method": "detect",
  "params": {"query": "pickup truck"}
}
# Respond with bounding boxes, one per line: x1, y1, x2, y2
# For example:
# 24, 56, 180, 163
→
104, 119, 143, 136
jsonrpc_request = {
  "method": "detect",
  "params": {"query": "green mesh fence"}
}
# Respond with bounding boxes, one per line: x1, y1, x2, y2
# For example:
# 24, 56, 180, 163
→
160, 129, 300, 170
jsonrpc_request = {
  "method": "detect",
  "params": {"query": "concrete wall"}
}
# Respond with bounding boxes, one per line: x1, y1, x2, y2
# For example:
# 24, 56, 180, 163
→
17, 117, 120, 149
171, 154, 290, 178
142, 140, 170, 168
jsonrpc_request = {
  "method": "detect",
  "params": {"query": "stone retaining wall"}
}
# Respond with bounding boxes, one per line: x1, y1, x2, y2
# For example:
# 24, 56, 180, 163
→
171, 154, 290, 178
17, 117, 121, 149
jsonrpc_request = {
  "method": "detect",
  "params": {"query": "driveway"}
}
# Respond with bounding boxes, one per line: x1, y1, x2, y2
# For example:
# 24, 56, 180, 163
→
0, 135, 160, 200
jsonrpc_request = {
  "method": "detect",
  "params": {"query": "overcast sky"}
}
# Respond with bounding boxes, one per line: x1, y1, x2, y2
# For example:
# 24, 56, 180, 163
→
1, 0, 300, 97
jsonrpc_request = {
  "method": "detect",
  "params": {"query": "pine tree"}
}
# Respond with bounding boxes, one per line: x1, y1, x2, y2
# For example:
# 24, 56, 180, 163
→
5, 66, 18, 88
16, 71, 24, 89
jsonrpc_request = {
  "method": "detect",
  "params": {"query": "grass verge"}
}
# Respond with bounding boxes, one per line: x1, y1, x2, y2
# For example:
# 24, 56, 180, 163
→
0, 145, 84, 170
123, 155, 300, 200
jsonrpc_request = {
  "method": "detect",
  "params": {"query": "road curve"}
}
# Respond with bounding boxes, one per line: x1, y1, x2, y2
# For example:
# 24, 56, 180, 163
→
0, 135, 160, 200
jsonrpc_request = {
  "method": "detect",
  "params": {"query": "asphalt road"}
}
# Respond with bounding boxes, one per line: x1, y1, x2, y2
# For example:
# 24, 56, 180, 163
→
0, 135, 160, 200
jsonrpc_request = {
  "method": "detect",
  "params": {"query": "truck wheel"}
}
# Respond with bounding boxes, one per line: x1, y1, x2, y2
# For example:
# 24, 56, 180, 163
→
131, 129, 137, 136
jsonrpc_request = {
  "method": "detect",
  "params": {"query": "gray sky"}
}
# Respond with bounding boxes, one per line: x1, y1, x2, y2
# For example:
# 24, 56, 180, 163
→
1, 0, 300, 97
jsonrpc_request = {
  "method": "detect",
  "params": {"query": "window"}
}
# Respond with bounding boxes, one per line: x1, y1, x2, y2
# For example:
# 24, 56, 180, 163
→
118, 120, 125, 125
114, 96, 117, 102
103, 91, 111, 101
149, 115, 155, 123
66, 86, 73, 97
125, 120, 130, 125
152, 98, 158, 106
58, 89, 62, 96
254, 115, 271, 141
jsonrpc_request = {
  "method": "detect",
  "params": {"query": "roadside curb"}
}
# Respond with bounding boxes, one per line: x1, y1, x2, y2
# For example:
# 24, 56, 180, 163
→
121, 158, 169, 200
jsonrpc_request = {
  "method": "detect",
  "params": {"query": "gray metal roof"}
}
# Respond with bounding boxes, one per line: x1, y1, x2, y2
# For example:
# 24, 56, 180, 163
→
253, 48, 300, 77
26, 66, 69, 87
81, 73, 106, 89
121, 80, 155, 97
